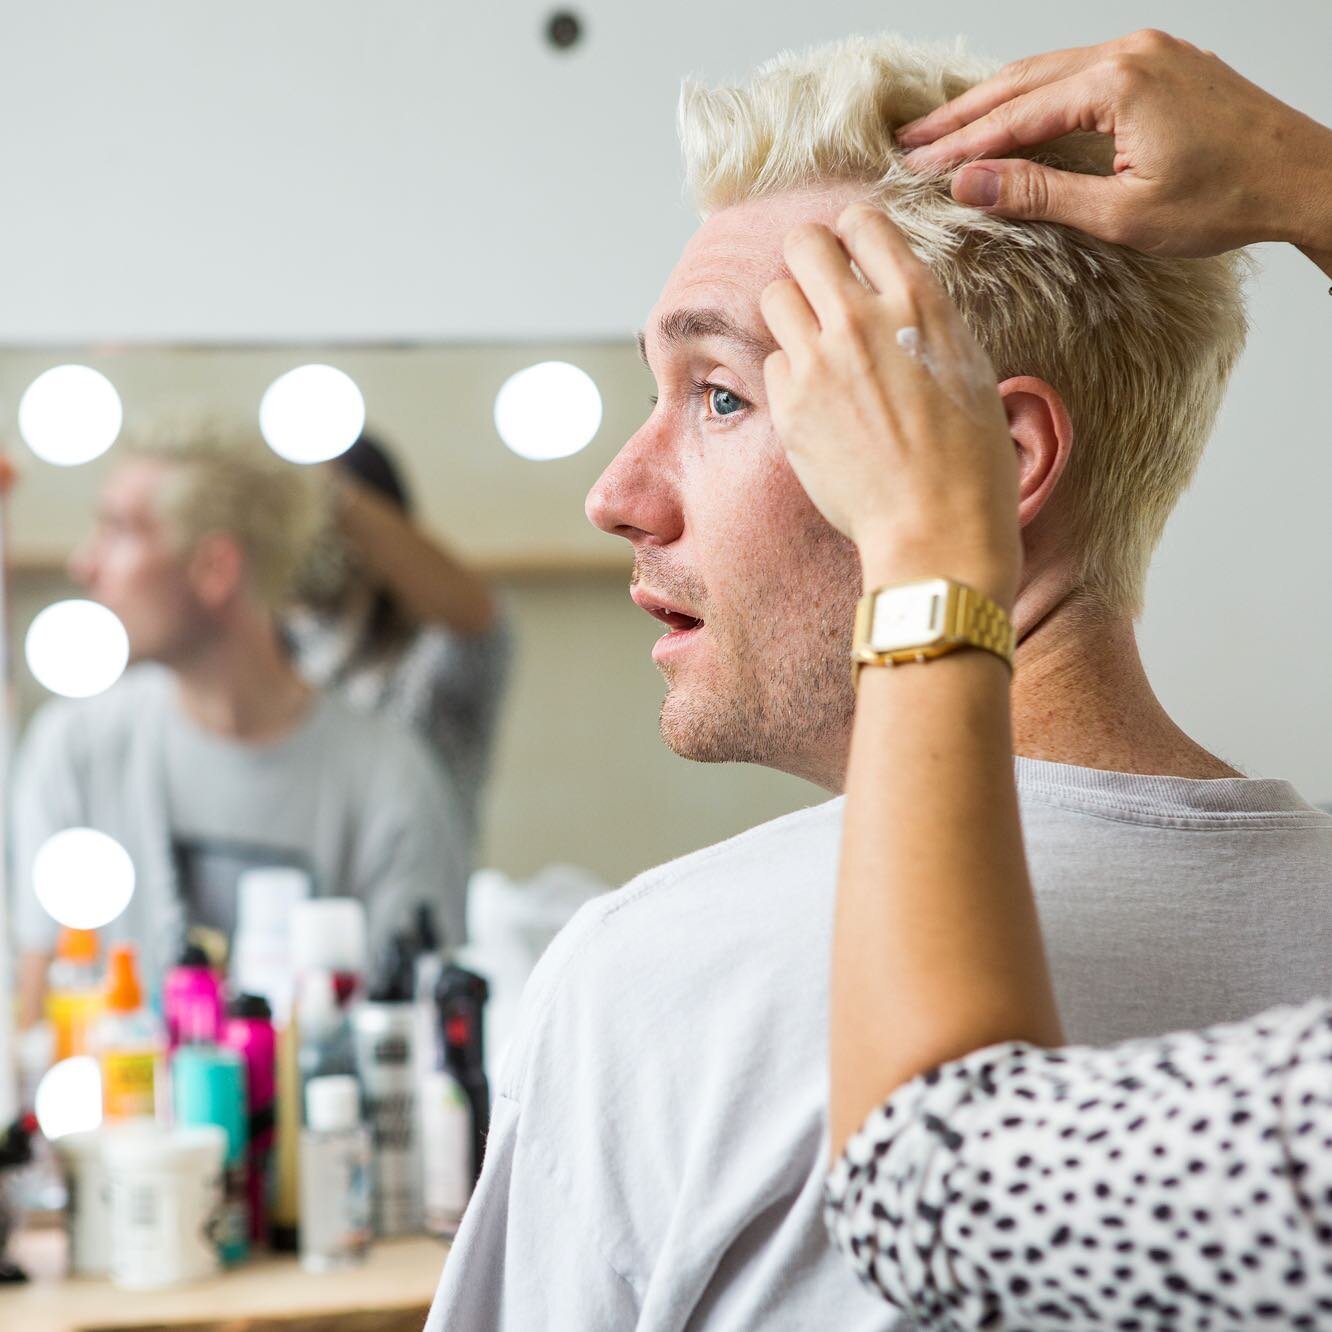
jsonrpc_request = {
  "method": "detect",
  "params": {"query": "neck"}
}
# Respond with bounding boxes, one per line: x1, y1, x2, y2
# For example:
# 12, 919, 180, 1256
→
1008, 571, 1239, 778
171, 608, 313, 743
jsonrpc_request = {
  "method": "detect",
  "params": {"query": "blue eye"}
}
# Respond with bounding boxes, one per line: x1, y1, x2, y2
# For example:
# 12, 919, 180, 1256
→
708, 387, 746, 417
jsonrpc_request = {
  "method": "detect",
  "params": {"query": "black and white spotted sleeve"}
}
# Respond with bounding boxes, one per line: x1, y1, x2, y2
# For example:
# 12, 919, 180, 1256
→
825, 999, 1332, 1331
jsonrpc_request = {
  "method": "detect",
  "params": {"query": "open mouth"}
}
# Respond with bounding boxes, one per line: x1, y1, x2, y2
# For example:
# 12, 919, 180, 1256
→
646, 606, 704, 634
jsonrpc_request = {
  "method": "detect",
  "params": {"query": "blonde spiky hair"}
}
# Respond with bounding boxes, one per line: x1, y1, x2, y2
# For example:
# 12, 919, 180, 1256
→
680, 35, 1250, 613
124, 412, 328, 607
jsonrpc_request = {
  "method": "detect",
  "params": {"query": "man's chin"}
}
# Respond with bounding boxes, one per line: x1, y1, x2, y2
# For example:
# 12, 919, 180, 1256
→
659, 687, 759, 766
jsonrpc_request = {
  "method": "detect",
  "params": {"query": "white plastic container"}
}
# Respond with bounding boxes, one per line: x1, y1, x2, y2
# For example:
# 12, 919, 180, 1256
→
420, 1067, 473, 1238
299, 1075, 371, 1272
231, 867, 310, 1024
291, 898, 368, 979
104, 1124, 225, 1289
352, 1001, 421, 1235
54, 1131, 111, 1276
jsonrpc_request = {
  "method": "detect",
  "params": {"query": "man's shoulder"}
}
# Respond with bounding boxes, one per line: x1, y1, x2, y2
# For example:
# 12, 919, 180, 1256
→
20, 665, 170, 762
504, 798, 844, 1087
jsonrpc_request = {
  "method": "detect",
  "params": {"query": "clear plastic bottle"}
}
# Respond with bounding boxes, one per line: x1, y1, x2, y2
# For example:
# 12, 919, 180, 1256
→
92, 944, 165, 1122
298, 1075, 370, 1272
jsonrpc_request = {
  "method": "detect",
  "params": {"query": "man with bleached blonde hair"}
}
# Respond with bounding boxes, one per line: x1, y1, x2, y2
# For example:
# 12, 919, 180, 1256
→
426, 33, 1330, 1331
13, 417, 469, 1017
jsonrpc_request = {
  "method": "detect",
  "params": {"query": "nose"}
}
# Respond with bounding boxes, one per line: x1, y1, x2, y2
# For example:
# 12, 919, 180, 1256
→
585, 418, 683, 547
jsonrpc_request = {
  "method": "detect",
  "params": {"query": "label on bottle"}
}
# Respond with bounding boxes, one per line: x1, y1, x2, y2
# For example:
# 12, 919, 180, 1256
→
102, 1049, 160, 1120
298, 1128, 371, 1269
421, 1070, 472, 1237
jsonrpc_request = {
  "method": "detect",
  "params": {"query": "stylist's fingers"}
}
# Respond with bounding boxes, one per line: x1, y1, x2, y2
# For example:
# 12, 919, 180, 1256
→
760, 278, 820, 359
897, 41, 1107, 148
902, 72, 1117, 171
950, 158, 1131, 237
781, 223, 868, 326
834, 205, 939, 318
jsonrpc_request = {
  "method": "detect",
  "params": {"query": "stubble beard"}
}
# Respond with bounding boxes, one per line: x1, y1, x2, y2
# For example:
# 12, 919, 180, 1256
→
654, 538, 860, 786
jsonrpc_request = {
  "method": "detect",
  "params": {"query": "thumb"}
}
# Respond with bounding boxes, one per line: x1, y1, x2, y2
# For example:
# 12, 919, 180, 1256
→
953, 161, 1122, 240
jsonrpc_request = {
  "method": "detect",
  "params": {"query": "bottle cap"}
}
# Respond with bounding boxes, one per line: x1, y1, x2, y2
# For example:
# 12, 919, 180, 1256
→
305, 1075, 360, 1133
175, 942, 211, 969
228, 992, 272, 1021
56, 928, 99, 964
104, 943, 143, 1012
290, 898, 367, 976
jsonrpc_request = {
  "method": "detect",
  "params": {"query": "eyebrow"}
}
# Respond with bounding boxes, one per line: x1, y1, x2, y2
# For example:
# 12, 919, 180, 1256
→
636, 307, 774, 367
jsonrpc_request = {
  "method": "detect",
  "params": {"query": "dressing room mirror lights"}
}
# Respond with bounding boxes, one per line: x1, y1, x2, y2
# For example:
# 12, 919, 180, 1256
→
18, 364, 124, 466
32, 827, 137, 930
259, 363, 366, 464
25, 599, 131, 699
494, 360, 603, 460
34, 1056, 103, 1140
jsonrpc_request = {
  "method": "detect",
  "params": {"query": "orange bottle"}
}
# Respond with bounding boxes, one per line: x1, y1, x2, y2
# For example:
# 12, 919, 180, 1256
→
46, 928, 104, 1061
92, 944, 165, 1121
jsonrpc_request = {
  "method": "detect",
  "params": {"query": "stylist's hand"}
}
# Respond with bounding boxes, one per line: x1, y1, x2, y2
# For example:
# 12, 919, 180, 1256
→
897, 29, 1332, 259
762, 205, 1020, 607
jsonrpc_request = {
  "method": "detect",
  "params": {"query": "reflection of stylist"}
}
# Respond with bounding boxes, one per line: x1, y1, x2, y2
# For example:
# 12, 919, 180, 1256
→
763, 32, 1332, 1330
288, 434, 511, 857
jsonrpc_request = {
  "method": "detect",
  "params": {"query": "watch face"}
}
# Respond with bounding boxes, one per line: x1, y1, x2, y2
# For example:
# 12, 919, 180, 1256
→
869, 579, 949, 651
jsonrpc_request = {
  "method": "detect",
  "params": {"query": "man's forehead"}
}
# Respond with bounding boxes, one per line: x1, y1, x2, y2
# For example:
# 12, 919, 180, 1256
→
643, 184, 866, 357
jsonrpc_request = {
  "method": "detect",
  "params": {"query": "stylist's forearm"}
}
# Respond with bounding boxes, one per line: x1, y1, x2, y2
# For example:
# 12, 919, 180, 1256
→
829, 612, 1063, 1157
337, 479, 496, 635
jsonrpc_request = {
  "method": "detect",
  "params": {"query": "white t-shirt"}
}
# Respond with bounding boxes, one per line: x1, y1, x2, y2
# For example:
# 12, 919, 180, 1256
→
11, 665, 470, 992
425, 759, 1332, 1331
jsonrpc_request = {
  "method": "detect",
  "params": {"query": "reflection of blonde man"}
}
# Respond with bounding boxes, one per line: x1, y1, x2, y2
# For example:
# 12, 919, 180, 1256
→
13, 422, 467, 1021
426, 33, 1332, 1332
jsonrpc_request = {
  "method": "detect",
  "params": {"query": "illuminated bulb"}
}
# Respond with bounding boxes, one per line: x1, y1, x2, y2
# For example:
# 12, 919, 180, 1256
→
35, 1057, 104, 1139
259, 365, 365, 464
18, 365, 123, 467
494, 361, 603, 461
32, 828, 136, 930
25, 600, 130, 699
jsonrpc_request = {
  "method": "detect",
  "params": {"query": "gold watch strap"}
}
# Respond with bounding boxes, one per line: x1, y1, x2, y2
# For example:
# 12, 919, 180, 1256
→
852, 579, 1015, 685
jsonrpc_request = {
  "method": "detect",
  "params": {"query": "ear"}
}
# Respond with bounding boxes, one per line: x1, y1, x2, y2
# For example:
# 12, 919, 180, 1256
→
997, 376, 1073, 530
186, 532, 247, 611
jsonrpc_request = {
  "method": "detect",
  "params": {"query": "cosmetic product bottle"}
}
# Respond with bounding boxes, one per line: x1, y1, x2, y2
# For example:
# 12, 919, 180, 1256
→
352, 933, 421, 1235
92, 945, 165, 1123
46, 928, 103, 1062
221, 993, 276, 1244
298, 1076, 370, 1273
162, 943, 224, 1049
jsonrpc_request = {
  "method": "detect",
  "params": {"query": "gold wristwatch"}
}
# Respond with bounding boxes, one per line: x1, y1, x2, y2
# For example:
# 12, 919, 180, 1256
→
851, 577, 1014, 684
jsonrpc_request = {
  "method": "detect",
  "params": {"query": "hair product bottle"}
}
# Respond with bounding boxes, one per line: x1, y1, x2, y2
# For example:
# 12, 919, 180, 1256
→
221, 993, 276, 1244
162, 943, 224, 1049
46, 928, 103, 1062
92, 945, 165, 1123
353, 933, 421, 1236
171, 1044, 249, 1264
298, 1075, 370, 1273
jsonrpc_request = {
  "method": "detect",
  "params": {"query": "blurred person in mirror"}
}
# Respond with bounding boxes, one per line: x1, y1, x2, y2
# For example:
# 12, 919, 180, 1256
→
286, 432, 511, 863
11, 417, 469, 1026
426, 30, 1332, 1332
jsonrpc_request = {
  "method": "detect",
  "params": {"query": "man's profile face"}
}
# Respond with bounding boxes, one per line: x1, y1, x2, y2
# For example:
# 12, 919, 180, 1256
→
68, 459, 211, 665
585, 185, 865, 789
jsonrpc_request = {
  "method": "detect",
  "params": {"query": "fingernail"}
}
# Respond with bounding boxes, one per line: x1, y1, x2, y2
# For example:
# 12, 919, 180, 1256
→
953, 166, 1000, 208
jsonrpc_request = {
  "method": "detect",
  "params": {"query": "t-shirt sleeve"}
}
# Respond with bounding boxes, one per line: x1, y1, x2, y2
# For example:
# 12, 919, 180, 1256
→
9, 702, 87, 955
824, 999, 1332, 1331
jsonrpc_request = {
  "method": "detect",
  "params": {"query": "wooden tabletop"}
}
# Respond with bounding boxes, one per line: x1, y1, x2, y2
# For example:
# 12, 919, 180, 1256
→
1, 1229, 448, 1332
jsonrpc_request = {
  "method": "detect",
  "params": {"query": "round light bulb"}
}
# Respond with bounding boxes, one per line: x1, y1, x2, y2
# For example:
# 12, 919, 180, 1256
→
494, 361, 603, 461
32, 828, 136, 930
25, 600, 130, 699
259, 364, 365, 464
35, 1057, 103, 1140
18, 365, 123, 467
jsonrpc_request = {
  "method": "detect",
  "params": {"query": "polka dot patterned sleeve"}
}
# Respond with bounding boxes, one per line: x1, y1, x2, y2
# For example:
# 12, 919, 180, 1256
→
824, 1000, 1332, 1331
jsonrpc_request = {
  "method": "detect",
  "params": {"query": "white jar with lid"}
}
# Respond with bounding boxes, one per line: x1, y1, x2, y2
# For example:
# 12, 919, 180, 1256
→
104, 1124, 225, 1289
53, 1130, 111, 1276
